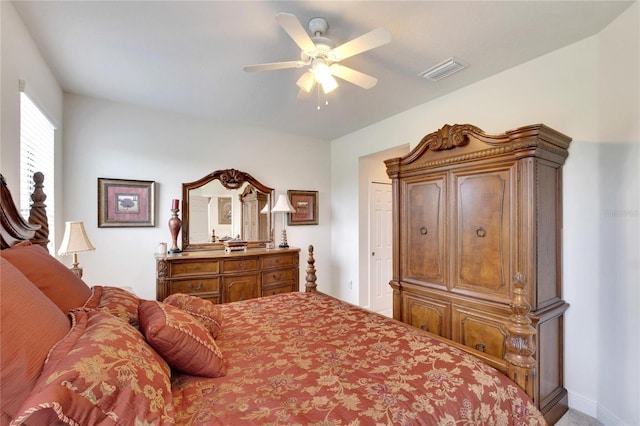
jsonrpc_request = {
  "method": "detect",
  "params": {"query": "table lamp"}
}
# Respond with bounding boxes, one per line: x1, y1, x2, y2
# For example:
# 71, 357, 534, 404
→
58, 221, 95, 278
270, 194, 296, 248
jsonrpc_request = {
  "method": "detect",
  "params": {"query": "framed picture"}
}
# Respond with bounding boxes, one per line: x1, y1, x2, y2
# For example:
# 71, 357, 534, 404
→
218, 197, 232, 225
98, 178, 155, 227
287, 190, 318, 226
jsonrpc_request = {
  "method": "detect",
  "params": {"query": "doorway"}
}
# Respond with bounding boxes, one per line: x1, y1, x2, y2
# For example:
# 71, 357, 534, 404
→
368, 181, 393, 316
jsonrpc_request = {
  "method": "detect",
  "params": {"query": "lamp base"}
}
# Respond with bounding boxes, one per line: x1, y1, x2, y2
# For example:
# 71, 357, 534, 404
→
70, 265, 83, 279
278, 229, 289, 249
168, 248, 182, 254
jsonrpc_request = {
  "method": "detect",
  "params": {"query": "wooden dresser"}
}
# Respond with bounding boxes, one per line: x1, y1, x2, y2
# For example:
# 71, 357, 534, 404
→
156, 248, 299, 303
385, 124, 571, 424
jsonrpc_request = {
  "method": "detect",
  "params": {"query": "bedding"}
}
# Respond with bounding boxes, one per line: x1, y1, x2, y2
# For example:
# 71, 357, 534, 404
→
0, 173, 547, 425
171, 292, 545, 425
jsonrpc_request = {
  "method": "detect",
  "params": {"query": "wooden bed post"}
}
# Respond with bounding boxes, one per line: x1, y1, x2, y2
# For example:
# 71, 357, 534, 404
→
505, 273, 537, 401
305, 244, 317, 292
28, 172, 50, 250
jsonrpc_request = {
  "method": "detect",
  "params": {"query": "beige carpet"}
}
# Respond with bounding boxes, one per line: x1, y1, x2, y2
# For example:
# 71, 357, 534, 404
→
555, 409, 602, 426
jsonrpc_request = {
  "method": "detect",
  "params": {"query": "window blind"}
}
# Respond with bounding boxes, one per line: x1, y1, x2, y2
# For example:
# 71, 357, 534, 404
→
20, 91, 55, 252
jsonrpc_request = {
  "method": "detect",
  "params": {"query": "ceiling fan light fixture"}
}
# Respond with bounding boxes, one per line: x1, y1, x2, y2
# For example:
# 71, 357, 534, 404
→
297, 71, 315, 93
321, 75, 338, 94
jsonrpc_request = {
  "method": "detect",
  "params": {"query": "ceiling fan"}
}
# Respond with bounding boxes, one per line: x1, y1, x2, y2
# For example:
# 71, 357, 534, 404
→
243, 13, 391, 97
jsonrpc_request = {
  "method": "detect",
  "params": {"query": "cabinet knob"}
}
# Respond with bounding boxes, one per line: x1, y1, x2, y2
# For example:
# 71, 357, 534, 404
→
189, 282, 203, 291
420, 323, 429, 332
475, 343, 486, 352
476, 227, 487, 238
420, 226, 428, 235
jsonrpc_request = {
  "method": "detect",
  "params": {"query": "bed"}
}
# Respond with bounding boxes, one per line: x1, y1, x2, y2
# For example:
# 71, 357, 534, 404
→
0, 172, 546, 425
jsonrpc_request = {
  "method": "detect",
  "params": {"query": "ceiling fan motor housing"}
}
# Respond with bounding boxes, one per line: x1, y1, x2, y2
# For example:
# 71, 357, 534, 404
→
308, 17, 328, 36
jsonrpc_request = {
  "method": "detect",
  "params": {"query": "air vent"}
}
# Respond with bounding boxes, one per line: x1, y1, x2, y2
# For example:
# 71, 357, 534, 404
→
418, 57, 466, 81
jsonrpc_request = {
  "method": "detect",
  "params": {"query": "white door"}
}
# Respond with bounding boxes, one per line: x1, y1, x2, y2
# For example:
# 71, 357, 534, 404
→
369, 182, 393, 315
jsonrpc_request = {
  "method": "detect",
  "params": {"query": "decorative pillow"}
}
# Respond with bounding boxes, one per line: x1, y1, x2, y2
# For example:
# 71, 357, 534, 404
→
163, 293, 222, 338
138, 300, 226, 378
0, 243, 91, 313
83, 285, 141, 328
0, 259, 71, 421
11, 309, 175, 425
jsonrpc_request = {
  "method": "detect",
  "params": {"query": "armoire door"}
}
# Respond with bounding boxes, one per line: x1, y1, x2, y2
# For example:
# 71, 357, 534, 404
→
401, 174, 447, 288
452, 165, 515, 302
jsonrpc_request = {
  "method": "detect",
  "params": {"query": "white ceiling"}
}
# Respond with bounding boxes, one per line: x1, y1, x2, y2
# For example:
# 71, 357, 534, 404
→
12, 0, 633, 141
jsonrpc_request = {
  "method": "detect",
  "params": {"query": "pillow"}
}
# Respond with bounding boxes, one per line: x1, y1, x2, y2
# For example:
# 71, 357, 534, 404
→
163, 293, 222, 338
0, 243, 91, 313
138, 300, 226, 378
84, 285, 141, 328
0, 258, 71, 421
11, 309, 175, 425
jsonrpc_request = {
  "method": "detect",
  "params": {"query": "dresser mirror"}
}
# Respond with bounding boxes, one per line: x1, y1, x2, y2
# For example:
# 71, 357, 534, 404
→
181, 169, 274, 251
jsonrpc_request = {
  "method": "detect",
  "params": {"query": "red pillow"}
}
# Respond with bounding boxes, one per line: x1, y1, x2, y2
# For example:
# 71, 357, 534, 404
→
163, 293, 222, 338
139, 300, 226, 378
11, 309, 174, 425
0, 258, 71, 421
0, 244, 91, 313
84, 285, 141, 328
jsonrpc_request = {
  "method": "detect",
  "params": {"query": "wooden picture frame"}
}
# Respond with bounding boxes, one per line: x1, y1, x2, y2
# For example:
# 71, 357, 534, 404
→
218, 197, 232, 225
98, 178, 155, 227
287, 190, 318, 226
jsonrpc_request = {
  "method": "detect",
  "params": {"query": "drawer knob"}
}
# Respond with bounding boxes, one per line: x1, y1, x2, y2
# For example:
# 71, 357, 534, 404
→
190, 266, 200, 271
476, 227, 487, 238
420, 323, 429, 332
420, 226, 428, 236
189, 282, 204, 291
272, 273, 282, 280
475, 343, 486, 352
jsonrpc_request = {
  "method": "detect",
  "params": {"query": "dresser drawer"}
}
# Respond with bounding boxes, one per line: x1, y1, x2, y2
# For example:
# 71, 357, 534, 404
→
452, 305, 509, 359
170, 278, 220, 295
263, 284, 296, 297
262, 267, 297, 287
171, 260, 220, 277
223, 274, 260, 302
222, 257, 259, 273
262, 253, 298, 269
403, 294, 451, 338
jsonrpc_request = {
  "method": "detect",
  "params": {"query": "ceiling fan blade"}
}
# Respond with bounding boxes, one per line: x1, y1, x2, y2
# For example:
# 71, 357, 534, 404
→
296, 70, 316, 93
330, 27, 391, 61
243, 60, 306, 72
330, 64, 378, 89
275, 13, 316, 53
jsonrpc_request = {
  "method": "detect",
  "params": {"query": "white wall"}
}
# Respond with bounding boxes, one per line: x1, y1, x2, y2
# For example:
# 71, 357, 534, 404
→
62, 94, 331, 300
0, 1, 63, 242
330, 3, 639, 424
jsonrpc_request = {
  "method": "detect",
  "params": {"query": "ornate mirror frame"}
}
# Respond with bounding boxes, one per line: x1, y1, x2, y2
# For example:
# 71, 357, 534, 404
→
181, 169, 274, 252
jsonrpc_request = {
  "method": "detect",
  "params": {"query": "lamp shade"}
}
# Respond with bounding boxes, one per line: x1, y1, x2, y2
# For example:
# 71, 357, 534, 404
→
271, 194, 296, 213
260, 203, 270, 214
58, 221, 95, 255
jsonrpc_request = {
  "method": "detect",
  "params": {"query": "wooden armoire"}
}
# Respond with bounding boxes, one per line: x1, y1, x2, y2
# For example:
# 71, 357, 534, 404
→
385, 123, 571, 424
240, 185, 268, 241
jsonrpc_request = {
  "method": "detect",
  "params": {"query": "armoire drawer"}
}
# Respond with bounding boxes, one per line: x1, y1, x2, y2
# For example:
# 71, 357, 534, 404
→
171, 260, 220, 277
403, 294, 451, 338
452, 305, 509, 359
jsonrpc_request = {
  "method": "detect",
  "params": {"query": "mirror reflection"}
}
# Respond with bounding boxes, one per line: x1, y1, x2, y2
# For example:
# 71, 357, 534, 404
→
181, 169, 274, 251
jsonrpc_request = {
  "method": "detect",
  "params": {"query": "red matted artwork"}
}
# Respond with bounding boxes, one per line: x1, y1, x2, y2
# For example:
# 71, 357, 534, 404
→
287, 190, 318, 226
98, 178, 156, 227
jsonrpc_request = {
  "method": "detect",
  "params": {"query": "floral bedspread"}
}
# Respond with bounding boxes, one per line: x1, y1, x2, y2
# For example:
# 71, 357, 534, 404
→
171, 292, 545, 425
